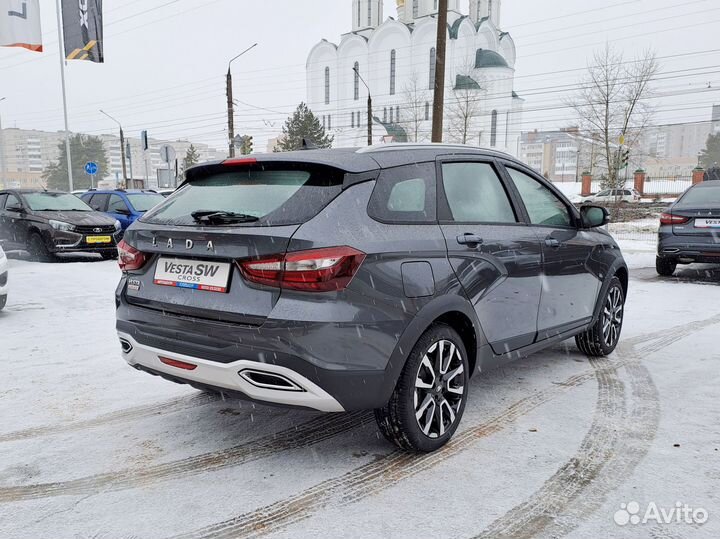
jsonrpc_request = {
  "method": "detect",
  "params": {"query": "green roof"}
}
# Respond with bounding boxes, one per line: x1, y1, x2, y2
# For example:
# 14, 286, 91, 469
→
455, 74, 482, 90
475, 48, 509, 69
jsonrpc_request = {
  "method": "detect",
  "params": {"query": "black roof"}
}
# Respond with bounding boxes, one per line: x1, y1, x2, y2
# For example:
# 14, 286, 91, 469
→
186, 144, 517, 179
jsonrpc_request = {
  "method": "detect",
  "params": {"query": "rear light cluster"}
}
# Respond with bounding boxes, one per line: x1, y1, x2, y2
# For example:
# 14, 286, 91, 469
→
660, 213, 690, 225
117, 239, 148, 272
238, 246, 366, 292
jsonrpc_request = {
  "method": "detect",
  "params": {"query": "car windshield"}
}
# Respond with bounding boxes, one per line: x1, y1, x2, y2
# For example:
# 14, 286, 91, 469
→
24, 192, 94, 211
126, 193, 166, 212
142, 166, 344, 226
678, 185, 720, 206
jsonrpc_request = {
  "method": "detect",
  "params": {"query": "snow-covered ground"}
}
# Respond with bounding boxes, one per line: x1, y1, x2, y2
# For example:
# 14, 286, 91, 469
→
0, 251, 718, 539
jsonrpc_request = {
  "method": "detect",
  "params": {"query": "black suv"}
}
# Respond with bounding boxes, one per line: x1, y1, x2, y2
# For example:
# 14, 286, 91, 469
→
115, 145, 628, 452
0, 189, 121, 260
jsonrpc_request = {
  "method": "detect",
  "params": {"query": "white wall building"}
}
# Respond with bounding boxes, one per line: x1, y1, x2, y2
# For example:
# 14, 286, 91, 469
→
306, 0, 523, 154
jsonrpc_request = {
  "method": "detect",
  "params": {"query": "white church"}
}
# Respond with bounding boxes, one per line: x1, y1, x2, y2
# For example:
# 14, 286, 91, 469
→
306, 0, 522, 154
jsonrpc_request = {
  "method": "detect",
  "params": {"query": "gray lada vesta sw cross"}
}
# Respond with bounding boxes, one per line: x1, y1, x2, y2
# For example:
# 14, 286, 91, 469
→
116, 144, 627, 452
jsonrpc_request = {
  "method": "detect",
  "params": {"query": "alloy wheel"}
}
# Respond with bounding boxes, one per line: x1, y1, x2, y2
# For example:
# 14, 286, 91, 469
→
602, 285, 623, 348
413, 340, 465, 439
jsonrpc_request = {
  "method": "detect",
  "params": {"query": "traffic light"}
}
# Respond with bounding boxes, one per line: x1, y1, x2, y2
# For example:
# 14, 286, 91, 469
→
239, 135, 253, 155
619, 146, 630, 169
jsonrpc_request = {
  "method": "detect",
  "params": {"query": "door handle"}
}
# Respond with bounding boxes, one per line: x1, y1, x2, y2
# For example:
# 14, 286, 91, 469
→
457, 234, 483, 247
545, 238, 561, 248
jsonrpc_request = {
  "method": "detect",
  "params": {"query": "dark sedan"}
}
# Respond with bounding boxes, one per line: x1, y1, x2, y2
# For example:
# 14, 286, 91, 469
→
657, 180, 720, 276
0, 189, 122, 261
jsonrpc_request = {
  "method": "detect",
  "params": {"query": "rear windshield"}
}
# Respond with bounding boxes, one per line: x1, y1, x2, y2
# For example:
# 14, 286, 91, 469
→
126, 193, 166, 212
141, 165, 344, 226
678, 185, 720, 206
24, 192, 93, 211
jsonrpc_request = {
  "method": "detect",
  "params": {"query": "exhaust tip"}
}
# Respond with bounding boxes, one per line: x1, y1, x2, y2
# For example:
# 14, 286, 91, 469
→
119, 338, 133, 354
239, 369, 305, 392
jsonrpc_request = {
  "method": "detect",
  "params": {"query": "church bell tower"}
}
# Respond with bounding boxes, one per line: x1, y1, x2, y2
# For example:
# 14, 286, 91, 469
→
352, 0, 383, 31
469, 0, 501, 26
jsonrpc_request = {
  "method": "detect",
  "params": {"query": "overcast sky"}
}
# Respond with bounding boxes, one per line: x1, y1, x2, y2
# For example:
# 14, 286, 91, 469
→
0, 0, 718, 151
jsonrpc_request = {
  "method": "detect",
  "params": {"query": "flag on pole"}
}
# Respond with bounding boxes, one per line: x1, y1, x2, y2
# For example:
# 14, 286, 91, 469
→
0, 0, 43, 52
61, 0, 103, 62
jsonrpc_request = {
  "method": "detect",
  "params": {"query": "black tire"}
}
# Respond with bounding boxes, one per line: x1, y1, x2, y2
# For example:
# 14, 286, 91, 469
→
375, 323, 469, 452
27, 233, 54, 262
656, 256, 677, 277
576, 276, 625, 357
0, 294, 6, 311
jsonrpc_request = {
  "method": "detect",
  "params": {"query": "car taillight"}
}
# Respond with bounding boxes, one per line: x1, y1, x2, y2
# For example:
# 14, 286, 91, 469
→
237, 246, 366, 292
660, 213, 690, 225
117, 239, 148, 272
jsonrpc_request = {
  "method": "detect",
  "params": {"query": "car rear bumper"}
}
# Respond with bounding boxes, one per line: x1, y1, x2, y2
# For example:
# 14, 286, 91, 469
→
657, 233, 720, 263
118, 332, 345, 412
116, 293, 407, 412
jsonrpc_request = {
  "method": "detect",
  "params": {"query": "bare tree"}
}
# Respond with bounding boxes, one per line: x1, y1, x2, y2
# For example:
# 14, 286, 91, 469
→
447, 66, 484, 145
400, 72, 430, 143
569, 45, 658, 189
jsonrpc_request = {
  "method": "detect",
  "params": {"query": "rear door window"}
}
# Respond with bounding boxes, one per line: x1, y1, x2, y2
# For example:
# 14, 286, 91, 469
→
88, 194, 109, 211
143, 164, 345, 227
0, 194, 7, 209
108, 195, 130, 213
368, 162, 436, 223
440, 162, 516, 223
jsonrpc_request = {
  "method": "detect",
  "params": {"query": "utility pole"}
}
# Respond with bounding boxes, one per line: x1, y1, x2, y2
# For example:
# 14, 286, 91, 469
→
354, 66, 373, 146
431, 0, 448, 143
100, 110, 128, 188
226, 43, 258, 158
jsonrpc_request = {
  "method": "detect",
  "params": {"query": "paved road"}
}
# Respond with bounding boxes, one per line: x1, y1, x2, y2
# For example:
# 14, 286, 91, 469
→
0, 258, 717, 539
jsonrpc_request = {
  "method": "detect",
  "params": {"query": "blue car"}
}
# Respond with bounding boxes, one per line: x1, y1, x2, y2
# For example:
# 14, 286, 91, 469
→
81, 190, 166, 231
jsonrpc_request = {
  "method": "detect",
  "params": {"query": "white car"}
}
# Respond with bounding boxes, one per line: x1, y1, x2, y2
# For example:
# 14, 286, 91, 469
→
0, 244, 8, 311
583, 188, 641, 204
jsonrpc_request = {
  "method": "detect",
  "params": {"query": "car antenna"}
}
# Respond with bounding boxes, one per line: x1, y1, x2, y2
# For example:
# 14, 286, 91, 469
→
301, 138, 318, 150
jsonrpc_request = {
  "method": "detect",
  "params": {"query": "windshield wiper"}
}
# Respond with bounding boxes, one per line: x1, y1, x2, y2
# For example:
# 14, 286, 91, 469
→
191, 210, 259, 224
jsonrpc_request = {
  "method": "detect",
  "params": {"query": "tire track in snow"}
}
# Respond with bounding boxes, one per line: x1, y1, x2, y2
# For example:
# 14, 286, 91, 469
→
624, 313, 720, 354
163, 317, 704, 539
0, 412, 373, 503
471, 344, 659, 539
0, 393, 216, 444
166, 358, 623, 539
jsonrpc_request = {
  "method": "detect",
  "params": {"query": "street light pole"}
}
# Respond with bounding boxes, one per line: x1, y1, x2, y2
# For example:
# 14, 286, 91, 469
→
353, 67, 373, 146
226, 43, 258, 158
100, 110, 128, 188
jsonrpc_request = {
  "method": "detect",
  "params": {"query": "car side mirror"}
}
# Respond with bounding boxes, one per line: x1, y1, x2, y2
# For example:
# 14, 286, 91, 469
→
580, 205, 610, 228
6, 204, 25, 214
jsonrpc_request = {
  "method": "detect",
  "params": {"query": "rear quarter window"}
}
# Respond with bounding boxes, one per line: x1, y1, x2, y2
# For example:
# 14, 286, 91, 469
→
367, 162, 436, 223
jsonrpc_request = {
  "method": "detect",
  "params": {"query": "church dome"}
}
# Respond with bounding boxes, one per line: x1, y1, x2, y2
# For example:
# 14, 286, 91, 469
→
475, 48, 509, 69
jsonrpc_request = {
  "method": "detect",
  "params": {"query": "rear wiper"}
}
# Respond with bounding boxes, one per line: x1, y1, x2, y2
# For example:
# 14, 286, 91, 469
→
191, 210, 259, 224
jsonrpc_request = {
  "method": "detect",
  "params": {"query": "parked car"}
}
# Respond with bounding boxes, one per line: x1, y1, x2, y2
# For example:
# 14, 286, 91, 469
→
0, 189, 121, 261
80, 189, 166, 232
71, 189, 88, 197
115, 145, 628, 452
656, 180, 720, 276
582, 188, 641, 204
0, 244, 7, 310
158, 189, 177, 197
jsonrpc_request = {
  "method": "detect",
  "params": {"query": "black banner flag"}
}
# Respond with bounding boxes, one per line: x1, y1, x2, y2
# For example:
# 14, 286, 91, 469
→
62, 0, 103, 62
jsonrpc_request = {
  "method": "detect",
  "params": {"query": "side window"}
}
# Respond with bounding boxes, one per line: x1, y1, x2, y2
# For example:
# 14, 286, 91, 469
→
597, 190, 610, 197
368, 162, 436, 223
88, 194, 109, 211
5, 194, 21, 209
623, 190, 631, 196
0, 194, 7, 209
108, 195, 129, 213
506, 168, 572, 227
441, 162, 516, 223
